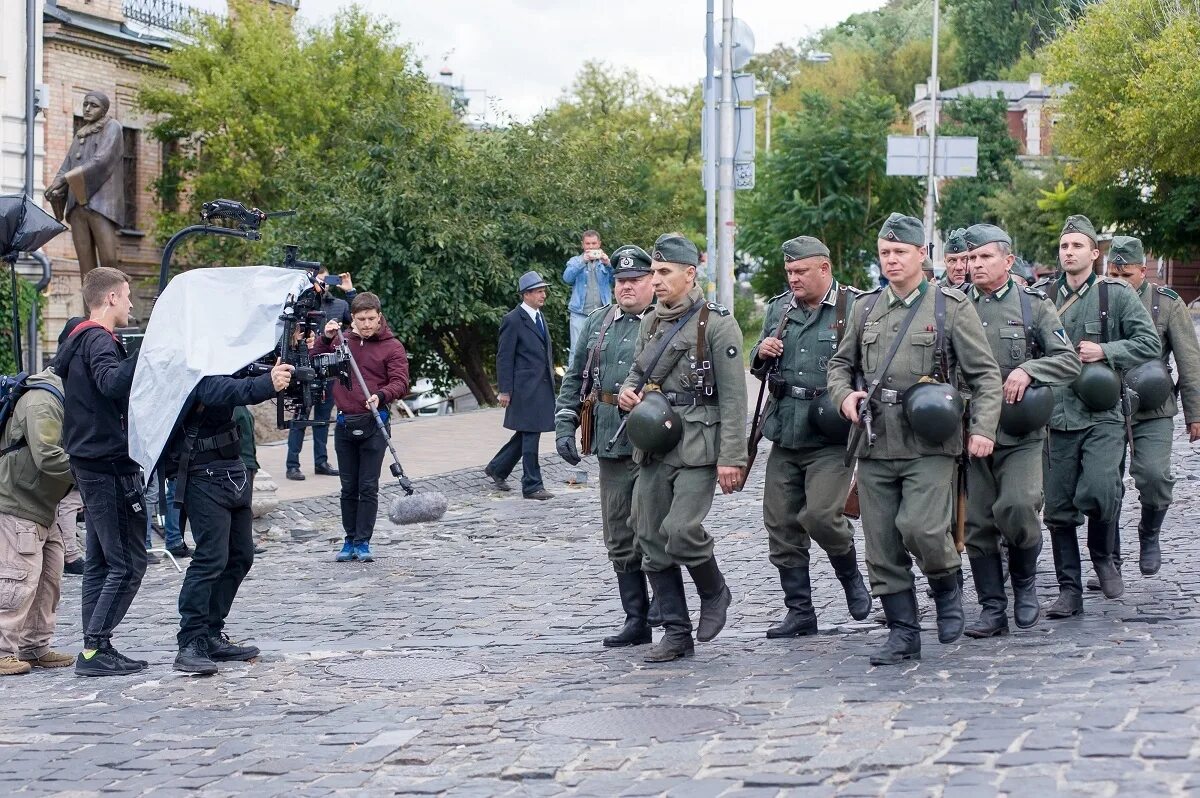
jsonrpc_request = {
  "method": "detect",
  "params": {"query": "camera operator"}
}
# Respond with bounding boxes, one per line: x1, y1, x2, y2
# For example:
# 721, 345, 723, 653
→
285, 266, 356, 482
171, 359, 294, 675
54, 267, 145, 677
310, 292, 409, 563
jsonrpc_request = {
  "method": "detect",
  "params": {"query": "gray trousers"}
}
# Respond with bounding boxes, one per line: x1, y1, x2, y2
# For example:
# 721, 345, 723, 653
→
632, 459, 717, 572
599, 456, 641, 572
1044, 423, 1125, 527
762, 443, 855, 568
965, 437, 1044, 558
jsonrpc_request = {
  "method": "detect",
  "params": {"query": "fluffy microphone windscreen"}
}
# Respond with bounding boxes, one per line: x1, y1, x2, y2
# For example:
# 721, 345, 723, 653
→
388, 492, 449, 525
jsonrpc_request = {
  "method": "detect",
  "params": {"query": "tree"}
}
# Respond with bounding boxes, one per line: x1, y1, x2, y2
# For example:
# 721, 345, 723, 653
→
1047, 0, 1200, 183
0, 274, 39, 374
983, 162, 1106, 267
935, 96, 1019, 232
740, 89, 922, 297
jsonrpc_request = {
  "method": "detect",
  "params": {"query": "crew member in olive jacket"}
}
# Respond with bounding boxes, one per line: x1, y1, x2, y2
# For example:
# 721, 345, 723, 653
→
827, 213, 1002, 667
619, 233, 747, 663
959, 224, 1081, 638
1039, 216, 1159, 616
749, 235, 871, 638
555, 245, 657, 648
1105, 235, 1200, 578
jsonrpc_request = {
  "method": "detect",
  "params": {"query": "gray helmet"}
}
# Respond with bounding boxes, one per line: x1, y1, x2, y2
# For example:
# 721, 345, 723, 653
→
998, 385, 1054, 437
1072, 362, 1121, 411
903, 382, 964, 444
626, 391, 683, 454
1124, 359, 1173, 410
808, 392, 851, 444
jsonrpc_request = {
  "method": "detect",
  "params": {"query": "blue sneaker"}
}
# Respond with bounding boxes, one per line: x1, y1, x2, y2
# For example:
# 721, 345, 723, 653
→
335, 541, 354, 562
355, 542, 373, 563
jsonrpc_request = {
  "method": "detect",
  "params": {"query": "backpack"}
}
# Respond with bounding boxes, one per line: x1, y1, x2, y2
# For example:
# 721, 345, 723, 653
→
0, 372, 65, 456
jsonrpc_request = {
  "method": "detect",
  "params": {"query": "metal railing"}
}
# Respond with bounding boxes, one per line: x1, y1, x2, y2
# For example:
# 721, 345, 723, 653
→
122, 0, 204, 32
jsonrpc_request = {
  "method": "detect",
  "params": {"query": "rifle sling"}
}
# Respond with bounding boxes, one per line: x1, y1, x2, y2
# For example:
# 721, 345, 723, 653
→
634, 300, 705, 388
579, 305, 619, 402
858, 290, 924, 408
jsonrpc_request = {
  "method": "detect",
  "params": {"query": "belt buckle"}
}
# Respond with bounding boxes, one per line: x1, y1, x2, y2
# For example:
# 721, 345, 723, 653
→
881, 388, 899, 403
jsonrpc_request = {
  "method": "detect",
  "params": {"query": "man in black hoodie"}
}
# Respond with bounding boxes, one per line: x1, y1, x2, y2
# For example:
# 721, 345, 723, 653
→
55, 267, 144, 677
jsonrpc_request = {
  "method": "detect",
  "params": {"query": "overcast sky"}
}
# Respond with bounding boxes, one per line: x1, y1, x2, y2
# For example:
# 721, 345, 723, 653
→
190, 1, 886, 122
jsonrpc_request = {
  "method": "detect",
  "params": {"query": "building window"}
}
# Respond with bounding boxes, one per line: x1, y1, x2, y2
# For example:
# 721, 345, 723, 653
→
71, 115, 140, 229
160, 138, 181, 214
122, 127, 139, 229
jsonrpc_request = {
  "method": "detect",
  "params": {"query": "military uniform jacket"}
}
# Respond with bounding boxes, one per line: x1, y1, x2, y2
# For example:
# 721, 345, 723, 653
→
622, 286, 748, 469
1044, 274, 1160, 431
749, 282, 857, 450
968, 278, 1082, 447
826, 281, 1002, 459
1133, 281, 1200, 424
554, 302, 647, 458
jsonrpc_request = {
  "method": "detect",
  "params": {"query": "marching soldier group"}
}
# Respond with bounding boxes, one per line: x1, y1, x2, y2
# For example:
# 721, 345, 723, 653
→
552, 213, 1200, 667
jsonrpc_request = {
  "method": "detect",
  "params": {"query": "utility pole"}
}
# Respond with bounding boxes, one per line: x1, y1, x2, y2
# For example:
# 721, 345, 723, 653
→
703, 0, 717, 301
923, 0, 940, 255
717, 0, 735, 310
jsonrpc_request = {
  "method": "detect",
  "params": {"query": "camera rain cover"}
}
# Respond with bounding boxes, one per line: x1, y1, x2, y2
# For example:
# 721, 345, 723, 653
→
128, 265, 309, 481
0, 194, 66, 258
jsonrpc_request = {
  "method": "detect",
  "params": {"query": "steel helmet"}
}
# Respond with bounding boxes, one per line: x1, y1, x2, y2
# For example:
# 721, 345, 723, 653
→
1124, 359, 1173, 410
1072, 362, 1121, 411
998, 384, 1054, 437
903, 382, 964, 444
626, 391, 683, 454
808, 391, 852, 444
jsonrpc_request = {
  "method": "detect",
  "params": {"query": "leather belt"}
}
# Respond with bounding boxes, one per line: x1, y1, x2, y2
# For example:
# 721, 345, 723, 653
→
783, 385, 825, 400
878, 388, 905, 405
599, 392, 619, 405
664, 390, 719, 407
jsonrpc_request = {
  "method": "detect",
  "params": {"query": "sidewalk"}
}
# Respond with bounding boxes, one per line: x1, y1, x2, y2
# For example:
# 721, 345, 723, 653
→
257, 371, 759, 502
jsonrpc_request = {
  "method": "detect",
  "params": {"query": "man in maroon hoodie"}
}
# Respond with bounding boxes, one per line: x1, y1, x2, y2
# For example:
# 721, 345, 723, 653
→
312, 292, 409, 562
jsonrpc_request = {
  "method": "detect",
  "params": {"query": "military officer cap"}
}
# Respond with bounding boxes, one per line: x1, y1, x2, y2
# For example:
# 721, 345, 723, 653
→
944, 228, 969, 254
517, 270, 550, 294
878, 213, 925, 247
1108, 235, 1145, 266
782, 235, 830, 262
1060, 214, 1098, 244
651, 233, 700, 267
964, 223, 1012, 250
610, 244, 653, 277
1009, 257, 1037, 282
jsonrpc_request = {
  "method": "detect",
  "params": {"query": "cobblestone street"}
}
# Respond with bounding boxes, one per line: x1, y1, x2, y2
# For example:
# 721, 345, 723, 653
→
3, 413, 1199, 797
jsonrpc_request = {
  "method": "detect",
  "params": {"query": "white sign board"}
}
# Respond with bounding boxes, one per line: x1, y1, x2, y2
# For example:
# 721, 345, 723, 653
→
886, 135, 979, 178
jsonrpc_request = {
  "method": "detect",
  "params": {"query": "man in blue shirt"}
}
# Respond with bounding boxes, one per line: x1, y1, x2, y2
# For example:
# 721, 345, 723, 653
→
562, 230, 613, 351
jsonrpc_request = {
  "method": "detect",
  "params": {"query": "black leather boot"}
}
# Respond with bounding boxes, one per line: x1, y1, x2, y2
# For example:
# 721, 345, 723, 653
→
603, 570, 653, 647
1087, 525, 1123, 590
965, 553, 1009, 638
647, 594, 663, 628
174, 637, 218, 675
1007, 544, 1042, 629
1046, 526, 1083, 618
207, 633, 260, 662
1087, 515, 1124, 599
928, 573, 965, 643
687, 557, 732, 643
828, 547, 872, 621
766, 561, 818, 638
644, 567, 695, 662
1138, 506, 1166, 576
870, 589, 922, 666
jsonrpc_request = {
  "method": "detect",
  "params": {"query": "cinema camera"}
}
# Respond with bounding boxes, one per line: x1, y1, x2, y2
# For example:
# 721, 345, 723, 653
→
156, 198, 351, 430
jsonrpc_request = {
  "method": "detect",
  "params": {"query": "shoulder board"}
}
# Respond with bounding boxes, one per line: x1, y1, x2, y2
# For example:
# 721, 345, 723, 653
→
1031, 277, 1054, 290
586, 303, 614, 320
706, 302, 731, 316
769, 289, 790, 302
939, 286, 967, 301
1156, 286, 1181, 301
1020, 285, 1048, 300
1099, 277, 1130, 287
839, 284, 866, 296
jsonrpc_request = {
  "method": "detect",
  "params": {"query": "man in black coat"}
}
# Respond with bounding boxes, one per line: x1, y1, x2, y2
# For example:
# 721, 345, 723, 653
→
485, 271, 557, 500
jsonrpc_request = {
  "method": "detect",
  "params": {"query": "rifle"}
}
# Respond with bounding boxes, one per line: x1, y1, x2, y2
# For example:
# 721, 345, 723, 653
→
844, 373, 876, 467
953, 401, 969, 554
740, 374, 770, 491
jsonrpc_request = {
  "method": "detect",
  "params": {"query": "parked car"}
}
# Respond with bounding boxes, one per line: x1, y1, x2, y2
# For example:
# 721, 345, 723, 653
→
402, 378, 474, 417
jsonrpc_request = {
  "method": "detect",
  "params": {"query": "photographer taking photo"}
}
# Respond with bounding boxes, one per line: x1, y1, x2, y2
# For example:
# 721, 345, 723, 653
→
311, 292, 409, 563
170, 360, 294, 675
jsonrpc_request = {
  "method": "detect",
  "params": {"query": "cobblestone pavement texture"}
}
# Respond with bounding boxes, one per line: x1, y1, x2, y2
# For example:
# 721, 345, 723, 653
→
4, 410, 1200, 795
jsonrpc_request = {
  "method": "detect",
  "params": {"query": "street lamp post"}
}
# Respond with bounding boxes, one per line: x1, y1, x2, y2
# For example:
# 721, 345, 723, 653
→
923, 0, 940, 254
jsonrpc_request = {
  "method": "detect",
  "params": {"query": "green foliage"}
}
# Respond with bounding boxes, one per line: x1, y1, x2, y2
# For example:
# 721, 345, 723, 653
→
1091, 175, 1200, 261
739, 89, 922, 298
0, 271, 41, 375
1047, 0, 1200, 183
983, 162, 1105, 267
935, 96, 1019, 232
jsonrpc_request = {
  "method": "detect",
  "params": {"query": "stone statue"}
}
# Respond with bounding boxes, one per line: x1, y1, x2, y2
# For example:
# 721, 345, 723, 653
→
46, 91, 124, 278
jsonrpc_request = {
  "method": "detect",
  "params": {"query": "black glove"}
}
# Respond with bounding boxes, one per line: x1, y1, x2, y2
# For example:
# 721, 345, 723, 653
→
556, 435, 581, 465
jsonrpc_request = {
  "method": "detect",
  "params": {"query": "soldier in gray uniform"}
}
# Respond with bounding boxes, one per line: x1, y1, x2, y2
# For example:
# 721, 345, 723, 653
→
960, 224, 1081, 637
941, 228, 969, 290
554, 245, 658, 648
750, 236, 871, 637
618, 233, 747, 663
827, 213, 1002, 666
1040, 216, 1160, 617
1105, 236, 1200, 577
